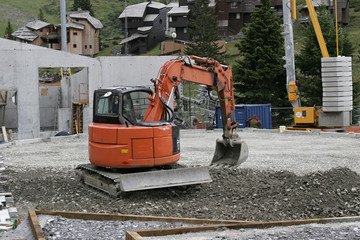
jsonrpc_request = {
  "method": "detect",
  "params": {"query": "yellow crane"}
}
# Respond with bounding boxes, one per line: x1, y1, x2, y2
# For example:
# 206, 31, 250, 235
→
284, 0, 338, 127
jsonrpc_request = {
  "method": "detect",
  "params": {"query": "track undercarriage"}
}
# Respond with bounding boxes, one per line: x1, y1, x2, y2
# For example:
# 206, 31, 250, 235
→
77, 164, 212, 197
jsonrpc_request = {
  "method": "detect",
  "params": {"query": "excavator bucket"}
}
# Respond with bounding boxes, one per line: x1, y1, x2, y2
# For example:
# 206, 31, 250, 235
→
211, 138, 249, 167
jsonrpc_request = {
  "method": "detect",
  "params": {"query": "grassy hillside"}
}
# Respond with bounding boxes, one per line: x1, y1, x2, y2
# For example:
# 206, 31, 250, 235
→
0, 0, 128, 38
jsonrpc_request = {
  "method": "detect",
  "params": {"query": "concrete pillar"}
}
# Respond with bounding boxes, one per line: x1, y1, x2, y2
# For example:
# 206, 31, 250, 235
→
319, 57, 352, 127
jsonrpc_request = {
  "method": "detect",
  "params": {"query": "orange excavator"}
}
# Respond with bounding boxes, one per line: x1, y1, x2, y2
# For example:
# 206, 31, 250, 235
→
77, 55, 248, 197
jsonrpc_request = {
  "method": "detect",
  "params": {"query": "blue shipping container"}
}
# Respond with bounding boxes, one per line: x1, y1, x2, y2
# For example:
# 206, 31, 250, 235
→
215, 104, 272, 129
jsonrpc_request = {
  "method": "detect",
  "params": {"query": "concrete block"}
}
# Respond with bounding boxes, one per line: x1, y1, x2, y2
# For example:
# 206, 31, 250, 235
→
323, 91, 352, 97
321, 61, 352, 67
321, 56, 352, 63
319, 111, 352, 127
0, 196, 5, 206
322, 86, 352, 92
8, 207, 17, 217
0, 209, 10, 222
323, 102, 352, 107
322, 81, 352, 87
322, 76, 352, 82
14, 138, 42, 145
321, 66, 352, 72
323, 96, 353, 102
323, 106, 353, 112
322, 72, 352, 77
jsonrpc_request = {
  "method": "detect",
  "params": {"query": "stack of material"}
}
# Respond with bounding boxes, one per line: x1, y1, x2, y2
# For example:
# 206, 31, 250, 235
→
320, 57, 352, 127
0, 155, 18, 232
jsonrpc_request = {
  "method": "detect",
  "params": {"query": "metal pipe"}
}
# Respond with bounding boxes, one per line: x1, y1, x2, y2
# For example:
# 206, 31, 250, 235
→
60, 0, 67, 52
335, 0, 339, 56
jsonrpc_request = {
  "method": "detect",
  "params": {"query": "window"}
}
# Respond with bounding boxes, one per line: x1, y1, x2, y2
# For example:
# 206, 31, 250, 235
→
169, 16, 173, 22
230, 2, 238, 8
90, 45, 92, 49
159, 19, 163, 24
96, 92, 119, 116
184, 28, 187, 33
122, 91, 150, 124
236, 13, 241, 19
73, 44, 77, 48
85, 45, 87, 49
73, 32, 77, 36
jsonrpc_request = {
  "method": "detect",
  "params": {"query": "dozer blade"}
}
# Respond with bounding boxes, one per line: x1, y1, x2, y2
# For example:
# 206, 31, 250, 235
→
117, 167, 212, 192
77, 164, 212, 197
211, 138, 249, 167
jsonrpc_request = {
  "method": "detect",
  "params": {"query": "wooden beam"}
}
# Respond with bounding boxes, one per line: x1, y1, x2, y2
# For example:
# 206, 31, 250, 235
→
129, 216, 360, 239
126, 231, 143, 240
34, 210, 250, 225
1, 126, 8, 142
30, 210, 360, 240
28, 209, 45, 240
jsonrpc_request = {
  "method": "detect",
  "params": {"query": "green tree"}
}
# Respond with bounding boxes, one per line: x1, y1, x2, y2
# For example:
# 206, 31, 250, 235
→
184, 0, 224, 61
5, 20, 14, 40
38, 9, 46, 22
233, 0, 288, 111
72, 0, 94, 16
296, 6, 354, 106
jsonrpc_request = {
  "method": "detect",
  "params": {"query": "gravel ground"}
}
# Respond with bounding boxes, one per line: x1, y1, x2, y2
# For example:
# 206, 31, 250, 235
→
42, 216, 201, 240
145, 222, 360, 240
0, 129, 359, 239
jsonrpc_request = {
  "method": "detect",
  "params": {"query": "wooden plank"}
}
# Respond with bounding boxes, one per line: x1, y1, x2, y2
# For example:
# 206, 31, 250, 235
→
28, 209, 45, 240
126, 231, 144, 240
0, 222, 12, 227
34, 210, 251, 225
1, 126, 8, 143
0, 193, 12, 197
8, 129, 13, 141
132, 216, 360, 238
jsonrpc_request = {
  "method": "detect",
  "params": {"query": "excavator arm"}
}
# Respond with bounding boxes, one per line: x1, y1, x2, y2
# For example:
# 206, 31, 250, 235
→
143, 55, 239, 145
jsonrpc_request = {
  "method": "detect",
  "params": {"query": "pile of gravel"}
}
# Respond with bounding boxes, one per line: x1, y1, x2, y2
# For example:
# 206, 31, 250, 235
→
2, 166, 360, 222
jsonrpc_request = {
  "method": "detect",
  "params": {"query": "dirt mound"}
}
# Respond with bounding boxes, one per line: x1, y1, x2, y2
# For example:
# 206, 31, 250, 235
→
3, 167, 360, 221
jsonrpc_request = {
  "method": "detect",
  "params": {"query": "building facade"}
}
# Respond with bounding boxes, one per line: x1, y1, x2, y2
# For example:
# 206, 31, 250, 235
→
12, 10, 103, 56
119, 1, 167, 54
299, 0, 350, 26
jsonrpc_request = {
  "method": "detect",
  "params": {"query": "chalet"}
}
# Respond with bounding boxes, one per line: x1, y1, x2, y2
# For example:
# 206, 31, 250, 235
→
299, 0, 350, 26
119, 1, 167, 54
167, 0, 282, 39
66, 9, 103, 56
216, 0, 282, 36
12, 9, 103, 56
12, 19, 57, 47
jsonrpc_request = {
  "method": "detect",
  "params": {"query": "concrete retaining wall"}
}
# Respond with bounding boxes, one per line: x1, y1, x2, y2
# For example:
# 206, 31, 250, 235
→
0, 38, 174, 140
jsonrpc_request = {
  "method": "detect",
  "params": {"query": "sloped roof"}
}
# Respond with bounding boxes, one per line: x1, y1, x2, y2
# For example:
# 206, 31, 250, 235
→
120, 33, 148, 44
67, 10, 103, 29
25, 20, 52, 30
166, 2, 178, 9
148, 1, 166, 9
168, 6, 190, 15
144, 14, 159, 22
67, 22, 85, 30
137, 26, 153, 33
12, 27, 38, 42
119, 2, 148, 19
